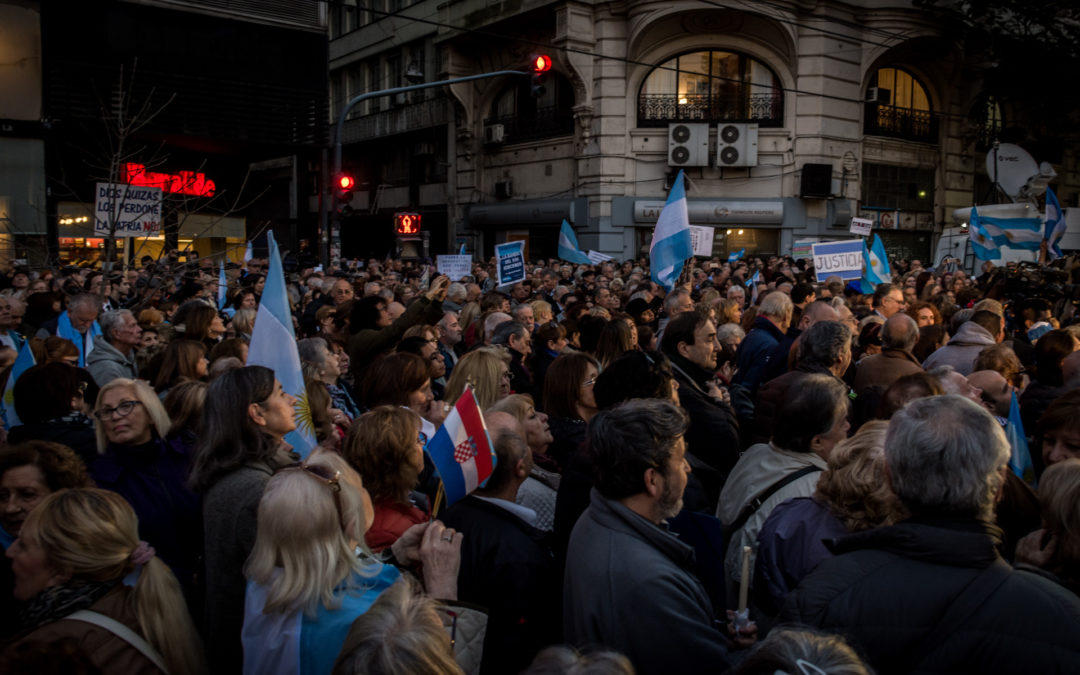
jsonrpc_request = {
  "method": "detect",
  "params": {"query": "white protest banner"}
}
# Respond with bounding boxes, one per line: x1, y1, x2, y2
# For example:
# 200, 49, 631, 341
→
436, 254, 472, 281
95, 182, 163, 237
849, 217, 873, 237
495, 241, 527, 287
811, 240, 863, 282
688, 225, 715, 257
586, 250, 614, 264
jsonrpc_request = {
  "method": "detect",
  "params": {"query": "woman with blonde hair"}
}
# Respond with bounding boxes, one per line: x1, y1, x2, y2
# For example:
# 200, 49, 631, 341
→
530, 300, 553, 327
1016, 458, 1080, 595
242, 451, 461, 675
1, 488, 204, 675
443, 346, 511, 411
754, 421, 906, 614
488, 394, 559, 531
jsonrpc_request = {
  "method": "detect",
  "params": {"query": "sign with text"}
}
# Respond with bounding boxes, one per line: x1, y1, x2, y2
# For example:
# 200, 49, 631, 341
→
849, 217, 873, 237
792, 239, 817, 260
688, 225, 715, 257
436, 254, 472, 281
812, 240, 863, 281
495, 240, 527, 287
95, 182, 163, 237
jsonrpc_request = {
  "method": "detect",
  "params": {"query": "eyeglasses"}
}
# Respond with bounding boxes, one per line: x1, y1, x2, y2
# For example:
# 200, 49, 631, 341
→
94, 399, 142, 421
582, 377, 597, 387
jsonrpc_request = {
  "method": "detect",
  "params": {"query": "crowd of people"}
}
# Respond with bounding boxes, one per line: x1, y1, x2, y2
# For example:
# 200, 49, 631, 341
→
0, 248, 1079, 674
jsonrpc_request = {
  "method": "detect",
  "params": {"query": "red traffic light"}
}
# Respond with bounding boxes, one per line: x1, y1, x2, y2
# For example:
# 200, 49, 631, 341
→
337, 174, 355, 190
532, 54, 552, 72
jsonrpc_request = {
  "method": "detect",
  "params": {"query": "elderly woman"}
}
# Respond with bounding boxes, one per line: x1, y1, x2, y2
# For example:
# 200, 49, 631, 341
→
488, 394, 558, 532
89, 378, 203, 601
343, 406, 430, 552
8, 361, 98, 465
299, 336, 361, 421
0, 441, 93, 551
189, 366, 298, 673
754, 421, 907, 613
1, 488, 204, 675
491, 320, 535, 399
242, 451, 460, 675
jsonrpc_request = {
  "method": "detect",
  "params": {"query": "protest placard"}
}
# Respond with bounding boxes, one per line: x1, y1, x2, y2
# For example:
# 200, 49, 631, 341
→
811, 240, 863, 281
495, 241, 526, 286
436, 254, 472, 281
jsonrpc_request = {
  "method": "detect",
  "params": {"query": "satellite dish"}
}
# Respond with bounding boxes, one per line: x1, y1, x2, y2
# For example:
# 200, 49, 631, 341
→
986, 144, 1039, 200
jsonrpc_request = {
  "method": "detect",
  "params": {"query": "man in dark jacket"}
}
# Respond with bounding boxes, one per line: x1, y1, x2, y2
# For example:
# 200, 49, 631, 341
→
440, 412, 558, 674
733, 291, 792, 397
783, 395, 1080, 673
661, 311, 741, 507
564, 399, 732, 675
852, 312, 922, 395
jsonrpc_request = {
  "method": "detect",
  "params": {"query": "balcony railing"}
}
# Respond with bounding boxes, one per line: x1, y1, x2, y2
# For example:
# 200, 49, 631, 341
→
864, 103, 940, 144
637, 91, 783, 127
484, 105, 575, 143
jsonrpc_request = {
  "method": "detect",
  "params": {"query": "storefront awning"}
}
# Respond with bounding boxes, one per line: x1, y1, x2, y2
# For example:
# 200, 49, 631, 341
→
468, 198, 588, 227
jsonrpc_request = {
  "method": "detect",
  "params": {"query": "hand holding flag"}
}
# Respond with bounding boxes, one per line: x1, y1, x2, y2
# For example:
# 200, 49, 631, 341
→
426, 385, 496, 509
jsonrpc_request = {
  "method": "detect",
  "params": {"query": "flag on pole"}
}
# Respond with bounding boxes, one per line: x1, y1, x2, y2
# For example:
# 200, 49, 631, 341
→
425, 385, 496, 506
728, 248, 745, 263
1006, 390, 1035, 487
459, 242, 467, 255
247, 231, 316, 458
969, 207, 1002, 261
860, 233, 891, 291
1045, 187, 1066, 261
1, 340, 35, 428
558, 219, 591, 265
745, 270, 761, 305
650, 170, 693, 290
243, 240, 253, 263
217, 261, 227, 310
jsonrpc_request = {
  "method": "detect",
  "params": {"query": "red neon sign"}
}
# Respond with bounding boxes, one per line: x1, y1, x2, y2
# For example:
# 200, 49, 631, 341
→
122, 163, 217, 197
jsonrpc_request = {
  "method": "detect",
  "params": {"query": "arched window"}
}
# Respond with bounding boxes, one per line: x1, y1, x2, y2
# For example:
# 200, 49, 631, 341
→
485, 74, 574, 144
637, 50, 783, 127
864, 67, 938, 143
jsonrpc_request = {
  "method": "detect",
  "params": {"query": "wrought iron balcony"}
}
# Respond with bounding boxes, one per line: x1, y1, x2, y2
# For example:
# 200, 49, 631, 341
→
484, 105, 575, 144
637, 91, 783, 127
864, 103, 940, 144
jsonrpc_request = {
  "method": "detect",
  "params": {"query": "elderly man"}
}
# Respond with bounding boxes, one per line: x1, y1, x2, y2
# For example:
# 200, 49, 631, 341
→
853, 313, 923, 395
734, 291, 793, 397
443, 282, 467, 312
0, 295, 23, 351
783, 396, 1080, 672
35, 293, 101, 367
760, 299, 839, 383
923, 310, 1004, 375
871, 283, 906, 319
564, 399, 733, 674
86, 309, 141, 387
511, 302, 535, 334
436, 311, 462, 375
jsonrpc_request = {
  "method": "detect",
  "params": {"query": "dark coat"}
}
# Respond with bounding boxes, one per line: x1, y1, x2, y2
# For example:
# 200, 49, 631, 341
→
852, 348, 924, 395
347, 296, 444, 382
440, 495, 559, 675
7, 417, 98, 467
508, 349, 535, 400
733, 315, 787, 397
563, 490, 732, 675
782, 516, 1080, 674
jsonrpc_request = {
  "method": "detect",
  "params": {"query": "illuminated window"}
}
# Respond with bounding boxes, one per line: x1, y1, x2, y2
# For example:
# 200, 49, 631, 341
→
865, 67, 938, 143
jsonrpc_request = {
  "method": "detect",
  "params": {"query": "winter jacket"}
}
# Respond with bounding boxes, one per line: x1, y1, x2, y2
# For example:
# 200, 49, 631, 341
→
733, 315, 787, 396
752, 367, 837, 446
364, 498, 429, 553
7, 416, 98, 467
782, 516, 1080, 674
564, 489, 732, 675
852, 348, 923, 395
347, 296, 444, 382
85, 339, 138, 388
921, 321, 996, 375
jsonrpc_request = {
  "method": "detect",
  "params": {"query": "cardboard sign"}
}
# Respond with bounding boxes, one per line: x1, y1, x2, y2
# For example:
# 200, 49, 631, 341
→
495, 241, 526, 287
811, 240, 863, 281
688, 225, 715, 257
850, 217, 873, 237
436, 254, 472, 281
95, 182, 163, 237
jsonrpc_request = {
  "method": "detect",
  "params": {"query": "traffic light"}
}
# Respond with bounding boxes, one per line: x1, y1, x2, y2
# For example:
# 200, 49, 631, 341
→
394, 212, 422, 235
334, 174, 355, 215
530, 54, 552, 98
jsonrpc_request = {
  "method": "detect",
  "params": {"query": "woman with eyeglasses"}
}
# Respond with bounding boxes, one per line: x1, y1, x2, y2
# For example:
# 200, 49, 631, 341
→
189, 365, 299, 675
343, 406, 431, 553
89, 378, 203, 608
242, 451, 462, 675
542, 352, 601, 469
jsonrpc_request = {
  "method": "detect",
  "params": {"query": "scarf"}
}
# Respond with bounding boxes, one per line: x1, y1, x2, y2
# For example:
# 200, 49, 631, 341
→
20, 579, 118, 631
57, 311, 103, 367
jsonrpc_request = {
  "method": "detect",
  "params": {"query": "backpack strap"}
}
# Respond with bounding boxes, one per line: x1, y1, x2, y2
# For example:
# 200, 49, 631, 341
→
725, 465, 823, 536
65, 609, 170, 674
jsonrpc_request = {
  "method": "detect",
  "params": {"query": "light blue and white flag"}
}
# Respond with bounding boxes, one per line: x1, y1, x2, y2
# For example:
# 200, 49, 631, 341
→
1045, 187, 1066, 261
745, 269, 761, 305
980, 217, 1043, 251
217, 261, 227, 310
459, 242, 467, 255
728, 248, 745, 263
558, 219, 591, 265
243, 240, 253, 263
1006, 390, 1035, 487
862, 234, 891, 286
1, 340, 36, 429
969, 207, 1002, 261
650, 170, 693, 290
247, 231, 316, 457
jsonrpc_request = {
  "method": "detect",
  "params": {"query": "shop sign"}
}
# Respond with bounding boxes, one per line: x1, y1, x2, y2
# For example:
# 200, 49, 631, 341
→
122, 163, 216, 197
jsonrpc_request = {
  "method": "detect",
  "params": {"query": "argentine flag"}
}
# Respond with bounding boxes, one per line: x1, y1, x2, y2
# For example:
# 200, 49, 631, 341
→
863, 234, 891, 285
558, 219, 591, 265
1, 340, 35, 428
979, 215, 1043, 251
745, 269, 761, 305
247, 231, 317, 457
243, 240, 253, 263
217, 261, 227, 310
728, 248, 745, 263
1045, 187, 1066, 261
1006, 390, 1035, 487
969, 207, 1002, 261
650, 170, 693, 290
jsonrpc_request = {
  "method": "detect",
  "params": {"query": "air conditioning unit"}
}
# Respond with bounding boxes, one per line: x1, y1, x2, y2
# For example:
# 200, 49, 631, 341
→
484, 123, 505, 144
866, 87, 891, 105
716, 123, 759, 167
668, 123, 709, 167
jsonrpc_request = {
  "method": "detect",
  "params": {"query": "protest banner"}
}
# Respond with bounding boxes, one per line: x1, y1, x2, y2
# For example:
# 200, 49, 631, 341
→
95, 182, 163, 237
495, 241, 526, 287
811, 240, 863, 281
436, 254, 472, 281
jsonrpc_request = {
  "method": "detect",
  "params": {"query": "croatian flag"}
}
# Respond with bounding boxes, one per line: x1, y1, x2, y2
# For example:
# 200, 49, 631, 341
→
558, 219, 591, 265
650, 170, 693, 290
247, 231, 317, 457
1, 340, 35, 428
425, 386, 496, 506
1045, 187, 1066, 261
217, 261, 227, 310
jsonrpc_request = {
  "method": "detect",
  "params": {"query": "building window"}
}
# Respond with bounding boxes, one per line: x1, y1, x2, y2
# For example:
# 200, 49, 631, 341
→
485, 74, 575, 143
637, 50, 783, 127
970, 95, 1004, 152
864, 67, 938, 143
861, 162, 935, 213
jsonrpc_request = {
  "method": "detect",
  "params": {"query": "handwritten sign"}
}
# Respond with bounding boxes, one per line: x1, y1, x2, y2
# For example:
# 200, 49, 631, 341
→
94, 182, 163, 237
437, 254, 472, 281
811, 240, 863, 281
688, 225, 715, 257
